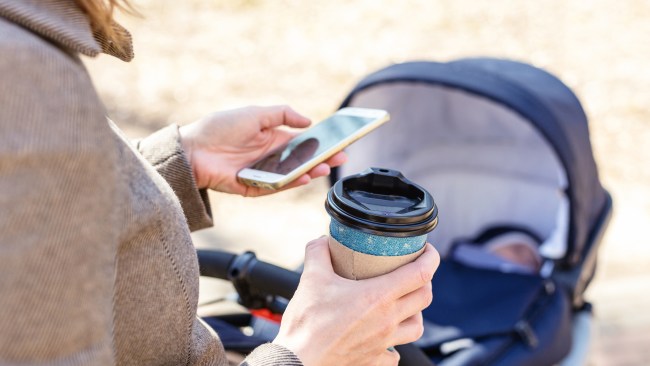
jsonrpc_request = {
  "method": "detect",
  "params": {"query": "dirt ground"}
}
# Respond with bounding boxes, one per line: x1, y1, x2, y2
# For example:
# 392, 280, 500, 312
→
86, 1, 650, 364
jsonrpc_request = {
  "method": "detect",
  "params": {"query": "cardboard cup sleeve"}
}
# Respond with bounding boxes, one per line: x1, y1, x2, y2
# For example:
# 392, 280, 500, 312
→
328, 236, 426, 280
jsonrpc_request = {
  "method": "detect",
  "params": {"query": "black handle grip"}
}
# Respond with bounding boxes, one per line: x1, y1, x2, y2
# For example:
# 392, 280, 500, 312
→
197, 249, 236, 280
197, 249, 300, 300
246, 259, 301, 301
396, 344, 435, 366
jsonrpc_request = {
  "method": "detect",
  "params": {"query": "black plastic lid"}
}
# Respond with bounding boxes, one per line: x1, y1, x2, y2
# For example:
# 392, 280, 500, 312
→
325, 167, 438, 237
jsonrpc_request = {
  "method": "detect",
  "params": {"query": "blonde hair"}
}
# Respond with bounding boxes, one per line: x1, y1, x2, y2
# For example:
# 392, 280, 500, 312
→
73, 0, 137, 49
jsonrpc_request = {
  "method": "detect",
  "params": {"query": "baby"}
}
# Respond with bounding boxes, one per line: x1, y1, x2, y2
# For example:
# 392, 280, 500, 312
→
451, 227, 543, 274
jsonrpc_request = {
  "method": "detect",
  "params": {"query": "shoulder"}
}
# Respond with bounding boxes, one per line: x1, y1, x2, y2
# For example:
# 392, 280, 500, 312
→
0, 16, 100, 107
0, 16, 106, 144
0, 16, 86, 75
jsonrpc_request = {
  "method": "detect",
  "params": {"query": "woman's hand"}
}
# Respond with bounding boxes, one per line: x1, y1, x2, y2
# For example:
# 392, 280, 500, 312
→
179, 105, 347, 197
274, 237, 440, 366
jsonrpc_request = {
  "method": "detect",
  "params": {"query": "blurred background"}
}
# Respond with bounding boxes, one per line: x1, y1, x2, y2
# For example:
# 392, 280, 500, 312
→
86, 1, 649, 364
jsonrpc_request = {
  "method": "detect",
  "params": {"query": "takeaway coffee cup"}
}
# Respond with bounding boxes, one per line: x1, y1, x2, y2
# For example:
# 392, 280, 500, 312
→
325, 167, 438, 280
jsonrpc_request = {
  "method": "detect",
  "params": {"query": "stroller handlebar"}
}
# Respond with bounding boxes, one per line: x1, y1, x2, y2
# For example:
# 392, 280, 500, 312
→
245, 256, 301, 301
197, 249, 237, 280
197, 249, 300, 305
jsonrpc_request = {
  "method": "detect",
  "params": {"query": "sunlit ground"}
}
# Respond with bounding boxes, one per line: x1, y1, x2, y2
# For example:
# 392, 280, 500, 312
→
86, 1, 650, 364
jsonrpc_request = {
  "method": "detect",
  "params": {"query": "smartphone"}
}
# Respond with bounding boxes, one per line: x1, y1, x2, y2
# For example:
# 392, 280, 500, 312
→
237, 107, 390, 190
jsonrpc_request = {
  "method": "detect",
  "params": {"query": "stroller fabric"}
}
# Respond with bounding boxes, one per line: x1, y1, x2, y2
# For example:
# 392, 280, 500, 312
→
336, 58, 608, 268
334, 58, 612, 365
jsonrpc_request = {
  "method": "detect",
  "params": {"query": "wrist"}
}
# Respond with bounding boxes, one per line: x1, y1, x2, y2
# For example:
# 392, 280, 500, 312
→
178, 124, 202, 188
178, 125, 193, 165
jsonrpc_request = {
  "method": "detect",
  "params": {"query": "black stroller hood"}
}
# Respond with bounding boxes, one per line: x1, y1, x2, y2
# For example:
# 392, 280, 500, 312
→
338, 58, 608, 267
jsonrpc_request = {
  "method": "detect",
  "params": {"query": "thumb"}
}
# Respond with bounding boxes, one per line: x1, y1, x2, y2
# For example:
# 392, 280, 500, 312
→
258, 105, 311, 130
302, 236, 334, 275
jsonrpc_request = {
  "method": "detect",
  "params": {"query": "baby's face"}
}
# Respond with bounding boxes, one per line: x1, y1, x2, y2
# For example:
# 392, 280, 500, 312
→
490, 242, 541, 270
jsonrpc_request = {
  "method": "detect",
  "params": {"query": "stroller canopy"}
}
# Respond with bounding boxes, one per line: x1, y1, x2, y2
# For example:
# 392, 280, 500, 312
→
336, 58, 607, 267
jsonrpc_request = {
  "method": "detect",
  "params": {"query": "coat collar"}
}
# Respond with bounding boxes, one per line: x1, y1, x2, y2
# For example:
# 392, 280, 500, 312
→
0, 0, 133, 61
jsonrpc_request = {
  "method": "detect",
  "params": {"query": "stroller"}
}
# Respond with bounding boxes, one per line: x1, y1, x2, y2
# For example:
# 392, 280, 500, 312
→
197, 58, 612, 365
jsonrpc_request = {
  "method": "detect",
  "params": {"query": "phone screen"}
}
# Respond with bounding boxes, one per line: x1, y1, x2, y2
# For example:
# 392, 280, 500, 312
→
250, 114, 377, 175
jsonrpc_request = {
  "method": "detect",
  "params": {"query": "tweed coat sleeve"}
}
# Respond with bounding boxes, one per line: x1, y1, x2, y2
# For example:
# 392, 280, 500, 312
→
136, 125, 213, 231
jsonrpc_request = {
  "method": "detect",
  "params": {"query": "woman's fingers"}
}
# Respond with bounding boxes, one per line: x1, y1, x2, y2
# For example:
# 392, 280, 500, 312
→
395, 281, 433, 320
300, 152, 348, 182
366, 243, 440, 299
257, 105, 311, 129
306, 163, 331, 179
271, 156, 344, 193
323, 151, 348, 168
302, 236, 334, 273
392, 312, 425, 346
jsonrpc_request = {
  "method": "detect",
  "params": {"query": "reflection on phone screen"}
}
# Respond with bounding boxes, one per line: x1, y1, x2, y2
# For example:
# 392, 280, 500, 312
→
250, 115, 375, 174
254, 138, 320, 174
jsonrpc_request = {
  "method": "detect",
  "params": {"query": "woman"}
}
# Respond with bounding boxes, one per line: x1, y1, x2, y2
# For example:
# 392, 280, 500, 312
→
0, 0, 439, 365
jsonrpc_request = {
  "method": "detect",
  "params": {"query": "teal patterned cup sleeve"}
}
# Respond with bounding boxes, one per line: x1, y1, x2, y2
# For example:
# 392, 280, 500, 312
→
330, 220, 427, 256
